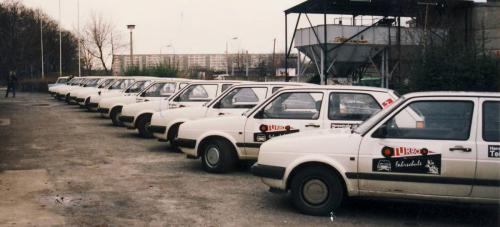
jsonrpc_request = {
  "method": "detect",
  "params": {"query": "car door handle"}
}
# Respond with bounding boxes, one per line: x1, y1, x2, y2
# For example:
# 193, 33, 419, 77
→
144, 99, 149, 102
305, 123, 320, 128
449, 146, 472, 152
218, 112, 225, 116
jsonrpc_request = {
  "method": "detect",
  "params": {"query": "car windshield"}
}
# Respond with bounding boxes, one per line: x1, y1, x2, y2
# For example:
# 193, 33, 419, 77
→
56, 78, 69, 84
108, 79, 133, 90
125, 80, 151, 93
354, 97, 405, 134
98, 79, 114, 88
84, 79, 101, 87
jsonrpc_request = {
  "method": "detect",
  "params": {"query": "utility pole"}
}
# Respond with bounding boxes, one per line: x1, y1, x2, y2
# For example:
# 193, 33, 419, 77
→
59, 0, 62, 76
418, 1, 438, 49
272, 38, 276, 76
39, 9, 44, 79
77, 0, 81, 77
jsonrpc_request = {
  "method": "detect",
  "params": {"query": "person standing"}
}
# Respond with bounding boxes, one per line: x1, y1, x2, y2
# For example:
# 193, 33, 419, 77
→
5, 71, 17, 98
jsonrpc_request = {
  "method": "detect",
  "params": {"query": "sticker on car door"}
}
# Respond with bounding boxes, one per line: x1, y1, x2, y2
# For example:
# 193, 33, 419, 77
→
253, 124, 299, 142
372, 146, 442, 175
488, 145, 500, 158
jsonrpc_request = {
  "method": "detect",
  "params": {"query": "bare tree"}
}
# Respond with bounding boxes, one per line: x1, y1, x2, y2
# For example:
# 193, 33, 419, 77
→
82, 12, 118, 75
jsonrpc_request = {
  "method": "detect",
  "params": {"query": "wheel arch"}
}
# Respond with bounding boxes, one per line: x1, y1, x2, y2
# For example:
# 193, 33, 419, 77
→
196, 134, 239, 159
135, 112, 153, 128
285, 161, 349, 196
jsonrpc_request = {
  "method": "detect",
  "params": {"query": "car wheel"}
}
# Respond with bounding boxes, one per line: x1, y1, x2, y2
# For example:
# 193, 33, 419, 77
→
85, 98, 92, 111
167, 123, 182, 148
65, 94, 70, 103
110, 107, 123, 126
137, 115, 153, 138
290, 166, 344, 216
201, 139, 236, 173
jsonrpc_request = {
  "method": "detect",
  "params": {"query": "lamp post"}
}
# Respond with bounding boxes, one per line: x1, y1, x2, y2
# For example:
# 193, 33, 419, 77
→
166, 44, 176, 68
226, 37, 238, 75
127, 24, 135, 68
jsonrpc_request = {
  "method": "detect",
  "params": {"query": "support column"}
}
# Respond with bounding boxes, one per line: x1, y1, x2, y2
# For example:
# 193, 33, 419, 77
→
285, 14, 289, 82
323, 13, 328, 85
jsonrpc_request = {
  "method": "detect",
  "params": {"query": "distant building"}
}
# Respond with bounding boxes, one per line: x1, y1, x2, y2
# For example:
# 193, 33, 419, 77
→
112, 53, 292, 76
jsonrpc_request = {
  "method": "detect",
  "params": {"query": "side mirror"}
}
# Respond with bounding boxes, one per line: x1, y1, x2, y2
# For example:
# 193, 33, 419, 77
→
372, 125, 388, 138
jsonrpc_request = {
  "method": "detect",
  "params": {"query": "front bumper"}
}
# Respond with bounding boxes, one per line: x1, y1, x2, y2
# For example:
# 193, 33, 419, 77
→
251, 164, 287, 190
148, 125, 166, 134
176, 138, 197, 157
251, 164, 285, 180
119, 115, 135, 128
97, 108, 110, 114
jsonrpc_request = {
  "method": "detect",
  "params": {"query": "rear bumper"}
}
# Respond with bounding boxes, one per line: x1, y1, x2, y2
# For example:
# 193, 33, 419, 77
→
175, 138, 196, 149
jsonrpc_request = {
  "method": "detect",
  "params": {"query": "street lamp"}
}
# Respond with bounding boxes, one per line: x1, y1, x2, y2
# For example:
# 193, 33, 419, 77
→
166, 44, 176, 68
226, 37, 238, 75
127, 24, 135, 67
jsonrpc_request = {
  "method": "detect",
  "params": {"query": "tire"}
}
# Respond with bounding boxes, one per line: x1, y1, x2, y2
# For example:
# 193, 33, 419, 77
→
201, 139, 237, 173
65, 94, 70, 103
137, 114, 153, 138
110, 107, 123, 126
167, 123, 182, 148
290, 166, 344, 216
85, 98, 92, 111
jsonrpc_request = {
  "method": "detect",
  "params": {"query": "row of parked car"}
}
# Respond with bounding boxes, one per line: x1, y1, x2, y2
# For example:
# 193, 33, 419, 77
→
48, 76, 500, 216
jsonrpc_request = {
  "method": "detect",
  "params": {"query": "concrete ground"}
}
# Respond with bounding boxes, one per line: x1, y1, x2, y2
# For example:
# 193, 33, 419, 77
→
0, 92, 498, 226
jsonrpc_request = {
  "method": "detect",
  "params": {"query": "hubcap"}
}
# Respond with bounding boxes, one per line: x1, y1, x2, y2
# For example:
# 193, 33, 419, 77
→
205, 146, 220, 167
302, 179, 328, 205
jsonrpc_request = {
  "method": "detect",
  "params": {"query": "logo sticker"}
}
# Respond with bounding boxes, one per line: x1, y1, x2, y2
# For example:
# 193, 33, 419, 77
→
488, 145, 500, 158
373, 146, 441, 175
253, 124, 299, 142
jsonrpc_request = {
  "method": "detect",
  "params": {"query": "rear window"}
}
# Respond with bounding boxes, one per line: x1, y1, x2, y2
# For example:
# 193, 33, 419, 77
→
483, 101, 500, 142
328, 93, 381, 121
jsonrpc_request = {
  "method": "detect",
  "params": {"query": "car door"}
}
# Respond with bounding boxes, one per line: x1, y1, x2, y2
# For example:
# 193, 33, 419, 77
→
471, 98, 500, 199
242, 91, 326, 157
357, 97, 478, 197
205, 86, 269, 117
327, 92, 383, 130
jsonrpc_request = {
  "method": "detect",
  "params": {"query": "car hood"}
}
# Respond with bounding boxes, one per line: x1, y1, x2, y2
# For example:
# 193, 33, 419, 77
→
178, 115, 247, 136
153, 106, 207, 122
259, 129, 362, 156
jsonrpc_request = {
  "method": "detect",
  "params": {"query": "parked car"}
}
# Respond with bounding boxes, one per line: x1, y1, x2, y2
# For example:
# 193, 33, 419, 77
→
251, 92, 500, 215
48, 76, 70, 95
53, 77, 102, 101
149, 82, 311, 145
85, 77, 138, 111
97, 78, 190, 126
72, 77, 118, 108
119, 80, 243, 138
175, 86, 399, 173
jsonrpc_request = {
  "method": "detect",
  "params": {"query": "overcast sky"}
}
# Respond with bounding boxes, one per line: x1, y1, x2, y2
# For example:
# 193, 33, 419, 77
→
21, 0, 311, 55
20, 0, 486, 55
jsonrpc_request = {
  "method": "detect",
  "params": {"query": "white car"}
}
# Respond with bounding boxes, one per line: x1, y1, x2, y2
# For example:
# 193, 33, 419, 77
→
86, 77, 137, 111
48, 76, 70, 95
97, 78, 191, 126
119, 80, 243, 138
73, 77, 118, 107
52, 77, 88, 100
67, 77, 111, 104
175, 86, 399, 173
252, 92, 500, 215
149, 82, 311, 145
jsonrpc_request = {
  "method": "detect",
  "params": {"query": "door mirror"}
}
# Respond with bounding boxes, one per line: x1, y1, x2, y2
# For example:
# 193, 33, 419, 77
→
372, 124, 388, 138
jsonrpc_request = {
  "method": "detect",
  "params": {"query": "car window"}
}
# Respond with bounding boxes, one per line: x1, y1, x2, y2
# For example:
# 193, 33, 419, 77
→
272, 87, 283, 93
221, 84, 233, 92
177, 84, 218, 102
125, 80, 151, 93
84, 79, 101, 87
98, 79, 114, 88
376, 101, 474, 140
483, 101, 500, 142
179, 83, 189, 89
142, 83, 176, 97
261, 92, 323, 120
328, 93, 381, 121
215, 87, 268, 109
56, 78, 69, 84
109, 79, 133, 90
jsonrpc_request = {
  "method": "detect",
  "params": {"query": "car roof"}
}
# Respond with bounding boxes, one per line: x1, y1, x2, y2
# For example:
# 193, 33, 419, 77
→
278, 85, 395, 93
403, 91, 500, 99
229, 81, 312, 87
